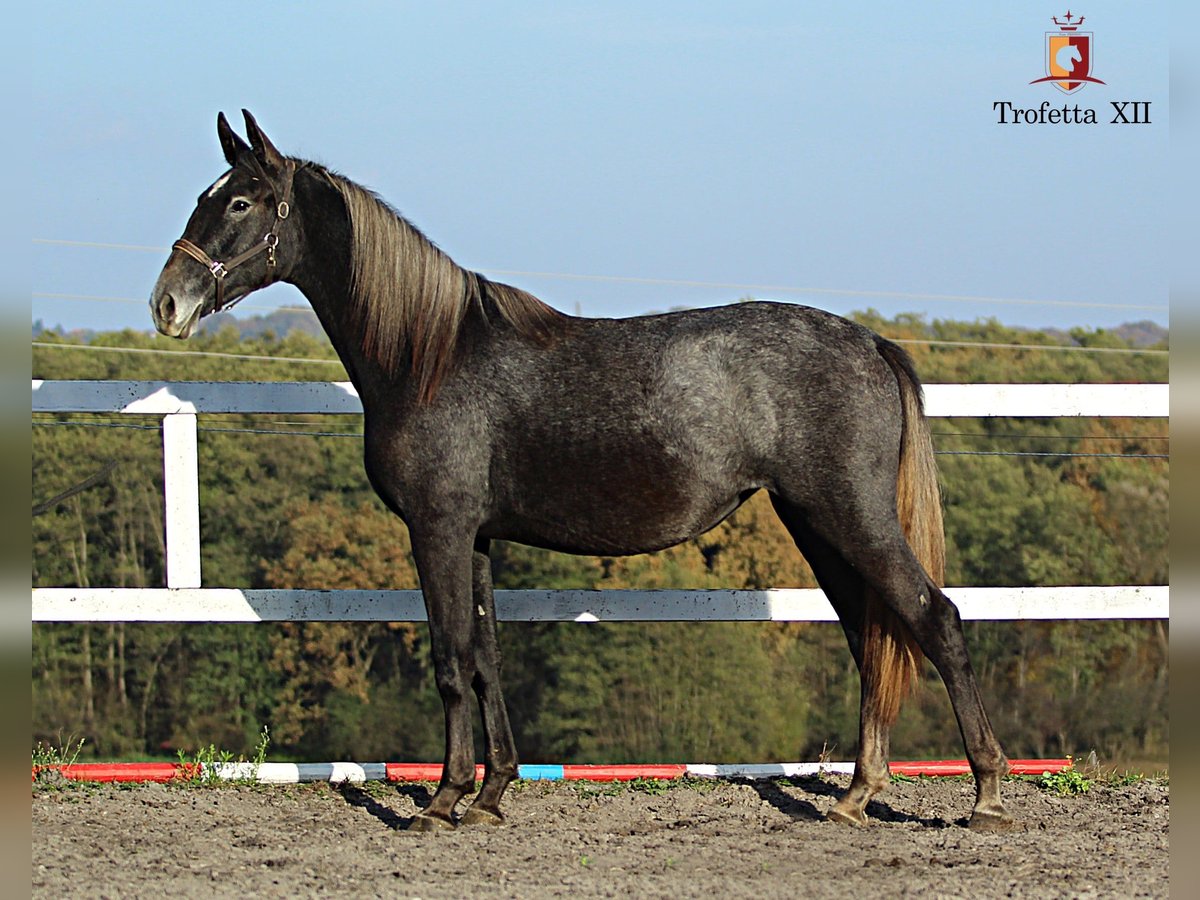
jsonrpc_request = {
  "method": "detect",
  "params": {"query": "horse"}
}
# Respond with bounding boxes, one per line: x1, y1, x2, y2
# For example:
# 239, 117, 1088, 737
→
1054, 42, 1083, 78
150, 110, 1012, 832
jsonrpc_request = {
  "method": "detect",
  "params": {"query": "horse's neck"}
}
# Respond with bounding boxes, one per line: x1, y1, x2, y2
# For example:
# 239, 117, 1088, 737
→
285, 170, 384, 397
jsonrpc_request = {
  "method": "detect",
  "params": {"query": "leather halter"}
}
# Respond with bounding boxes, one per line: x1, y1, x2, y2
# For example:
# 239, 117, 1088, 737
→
172, 159, 296, 313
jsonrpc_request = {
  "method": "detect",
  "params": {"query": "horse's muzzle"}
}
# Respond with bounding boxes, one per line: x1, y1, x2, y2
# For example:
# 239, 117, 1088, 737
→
150, 288, 203, 339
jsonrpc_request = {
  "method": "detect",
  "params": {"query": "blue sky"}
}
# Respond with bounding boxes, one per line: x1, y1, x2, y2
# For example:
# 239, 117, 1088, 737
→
28, 1, 1168, 335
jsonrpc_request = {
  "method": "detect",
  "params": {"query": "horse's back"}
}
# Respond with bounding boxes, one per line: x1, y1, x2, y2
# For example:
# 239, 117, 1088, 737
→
493, 301, 901, 458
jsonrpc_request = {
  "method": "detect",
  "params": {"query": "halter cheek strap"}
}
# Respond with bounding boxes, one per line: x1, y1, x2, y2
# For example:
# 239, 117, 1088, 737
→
172, 160, 296, 314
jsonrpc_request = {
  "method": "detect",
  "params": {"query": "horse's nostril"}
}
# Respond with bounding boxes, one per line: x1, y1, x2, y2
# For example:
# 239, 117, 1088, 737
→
158, 293, 176, 322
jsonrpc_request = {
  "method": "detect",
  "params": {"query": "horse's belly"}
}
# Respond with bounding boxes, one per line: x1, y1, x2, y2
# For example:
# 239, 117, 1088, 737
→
486, 477, 754, 556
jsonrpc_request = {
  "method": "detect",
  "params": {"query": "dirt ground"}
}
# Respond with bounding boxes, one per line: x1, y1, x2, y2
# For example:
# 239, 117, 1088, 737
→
32, 773, 1168, 898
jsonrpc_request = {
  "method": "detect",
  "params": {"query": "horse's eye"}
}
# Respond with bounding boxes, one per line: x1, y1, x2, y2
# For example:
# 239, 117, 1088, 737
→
230, 199, 251, 213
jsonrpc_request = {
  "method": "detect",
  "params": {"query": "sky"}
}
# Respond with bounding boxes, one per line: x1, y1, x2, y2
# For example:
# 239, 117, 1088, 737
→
26, 1, 1168, 336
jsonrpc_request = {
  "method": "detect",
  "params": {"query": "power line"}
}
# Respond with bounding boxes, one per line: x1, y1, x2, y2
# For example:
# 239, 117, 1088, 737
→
486, 270, 1168, 313
32, 419, 1169, 459
933, 431, 1169, 441
30, 333, 1169, 364
33, 238, 168, 253
937, 449, 1168, 459
31, 341, 343, 366
893, 338, 1166, 356
34, 236, 1168, 313
33, 291, 295, 315
32, 420, 362, 438
32, 459, 119, 516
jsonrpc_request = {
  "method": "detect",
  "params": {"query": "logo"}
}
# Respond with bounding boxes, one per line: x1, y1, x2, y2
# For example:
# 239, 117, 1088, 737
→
991, 11, 1151, 125
1029, 10, 1105, 93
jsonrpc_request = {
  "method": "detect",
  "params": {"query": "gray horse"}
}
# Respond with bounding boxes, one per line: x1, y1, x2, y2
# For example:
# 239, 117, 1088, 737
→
151, 111, 1011, 833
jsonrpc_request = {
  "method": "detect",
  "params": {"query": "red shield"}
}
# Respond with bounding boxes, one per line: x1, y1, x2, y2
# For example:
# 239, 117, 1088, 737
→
1030, 31, 1105, 93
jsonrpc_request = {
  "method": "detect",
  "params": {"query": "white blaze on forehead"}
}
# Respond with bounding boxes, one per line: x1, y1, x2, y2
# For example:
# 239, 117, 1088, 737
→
205, 171, 233, 198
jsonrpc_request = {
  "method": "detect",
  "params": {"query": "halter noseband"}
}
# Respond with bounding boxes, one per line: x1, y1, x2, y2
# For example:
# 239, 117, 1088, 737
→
172, 159, 296, 314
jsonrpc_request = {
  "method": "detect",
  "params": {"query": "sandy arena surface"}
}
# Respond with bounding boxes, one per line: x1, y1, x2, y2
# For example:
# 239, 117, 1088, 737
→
32, 774, 1168, 898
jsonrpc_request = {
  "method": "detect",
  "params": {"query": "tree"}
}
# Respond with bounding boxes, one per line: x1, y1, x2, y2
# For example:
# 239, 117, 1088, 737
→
31, 316, 1169, 766
259, 496, 441, 759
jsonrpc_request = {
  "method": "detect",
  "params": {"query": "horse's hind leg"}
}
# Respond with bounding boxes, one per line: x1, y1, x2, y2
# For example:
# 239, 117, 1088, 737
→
773, 494, 1010, 829
830, 684, 892, 826
770, 498, 892, 824
459, 541, 519, 826
826, 528, 1011, 829
908, 583, 1012, 829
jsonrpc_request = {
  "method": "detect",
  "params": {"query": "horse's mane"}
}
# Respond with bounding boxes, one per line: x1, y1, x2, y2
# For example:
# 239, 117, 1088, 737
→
320, 166, 567, 402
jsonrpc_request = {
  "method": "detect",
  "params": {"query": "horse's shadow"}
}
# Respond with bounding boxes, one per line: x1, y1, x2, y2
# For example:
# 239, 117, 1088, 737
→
336, 777, 954, 831
747, 776, 953, 829
336, 783, 431, 831
741, 777, 827, 822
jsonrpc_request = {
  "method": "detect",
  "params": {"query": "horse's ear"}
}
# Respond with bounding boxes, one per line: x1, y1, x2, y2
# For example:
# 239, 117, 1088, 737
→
242, 109, 286, 174
217, 112, 250, 168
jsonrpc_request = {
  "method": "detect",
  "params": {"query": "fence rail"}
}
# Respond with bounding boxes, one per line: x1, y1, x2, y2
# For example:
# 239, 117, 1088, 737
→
30, 379, 1171, 417
32, 380, 1170, 623
33, 586, 1168, 623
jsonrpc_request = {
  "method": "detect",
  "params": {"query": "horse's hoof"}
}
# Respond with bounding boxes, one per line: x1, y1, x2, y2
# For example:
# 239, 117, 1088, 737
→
826, 806, 868, 826
967, 809, 1015, 832
459, 806, 505, 827
408, 813, 456, 833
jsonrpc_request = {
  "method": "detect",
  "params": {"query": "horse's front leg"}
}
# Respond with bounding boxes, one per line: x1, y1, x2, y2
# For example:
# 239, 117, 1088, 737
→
459, 540, 519, 826
407, 528, 479, 832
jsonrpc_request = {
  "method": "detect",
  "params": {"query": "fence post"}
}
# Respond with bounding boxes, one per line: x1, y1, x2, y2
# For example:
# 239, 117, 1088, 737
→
161, 413, 202, 588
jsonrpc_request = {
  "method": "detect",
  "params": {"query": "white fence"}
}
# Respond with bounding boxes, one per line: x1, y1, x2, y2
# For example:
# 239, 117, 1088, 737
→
31, 381, 1170, 623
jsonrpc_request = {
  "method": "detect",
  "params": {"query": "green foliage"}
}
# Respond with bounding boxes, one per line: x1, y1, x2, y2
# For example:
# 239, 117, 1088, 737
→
1037, 766, 1093, 796
30, 316, 1169, 768
176, 743, 236, 785
174, 725, 272, 785
1099, 769, 1150, 787
628, 777, 671, 795
501, 621, 808, 764
572, 780, 626, 800
32, 735, 86, 774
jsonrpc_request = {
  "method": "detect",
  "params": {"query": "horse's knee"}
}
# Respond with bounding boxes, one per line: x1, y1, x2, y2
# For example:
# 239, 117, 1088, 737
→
433, 658, 474, 702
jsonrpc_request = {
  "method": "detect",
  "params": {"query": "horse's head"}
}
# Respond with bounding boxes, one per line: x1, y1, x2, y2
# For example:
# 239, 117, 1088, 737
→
150, 110, 296, 338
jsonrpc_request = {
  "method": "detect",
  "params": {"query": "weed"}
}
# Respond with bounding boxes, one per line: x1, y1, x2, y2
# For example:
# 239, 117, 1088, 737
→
628, 777, 670, 796
176, 744, 234, 785
1100, 769, 1146, 787
32, 735, 86, 771
175, 725, 272, 786
32, 735, 86, 785
1037, 766, 1092, 796
573, 780, 625, 800
251, 725, 271, 770
354, 779, 390, 799
680, 776, 719, 794
890, 772, 918, 784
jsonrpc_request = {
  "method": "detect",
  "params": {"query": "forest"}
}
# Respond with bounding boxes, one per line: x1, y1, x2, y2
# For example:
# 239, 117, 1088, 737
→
31, 309, 1169, 770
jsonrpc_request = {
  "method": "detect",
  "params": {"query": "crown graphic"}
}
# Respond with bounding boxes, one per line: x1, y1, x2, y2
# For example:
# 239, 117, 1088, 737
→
1052, 10, 1085, 31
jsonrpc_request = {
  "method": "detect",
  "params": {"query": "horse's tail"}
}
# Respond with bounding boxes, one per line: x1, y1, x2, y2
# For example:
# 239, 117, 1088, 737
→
861, 338, 945, 727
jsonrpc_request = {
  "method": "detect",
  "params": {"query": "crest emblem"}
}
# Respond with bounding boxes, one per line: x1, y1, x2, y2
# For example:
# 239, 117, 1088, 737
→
1029, 11, 1105, 94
